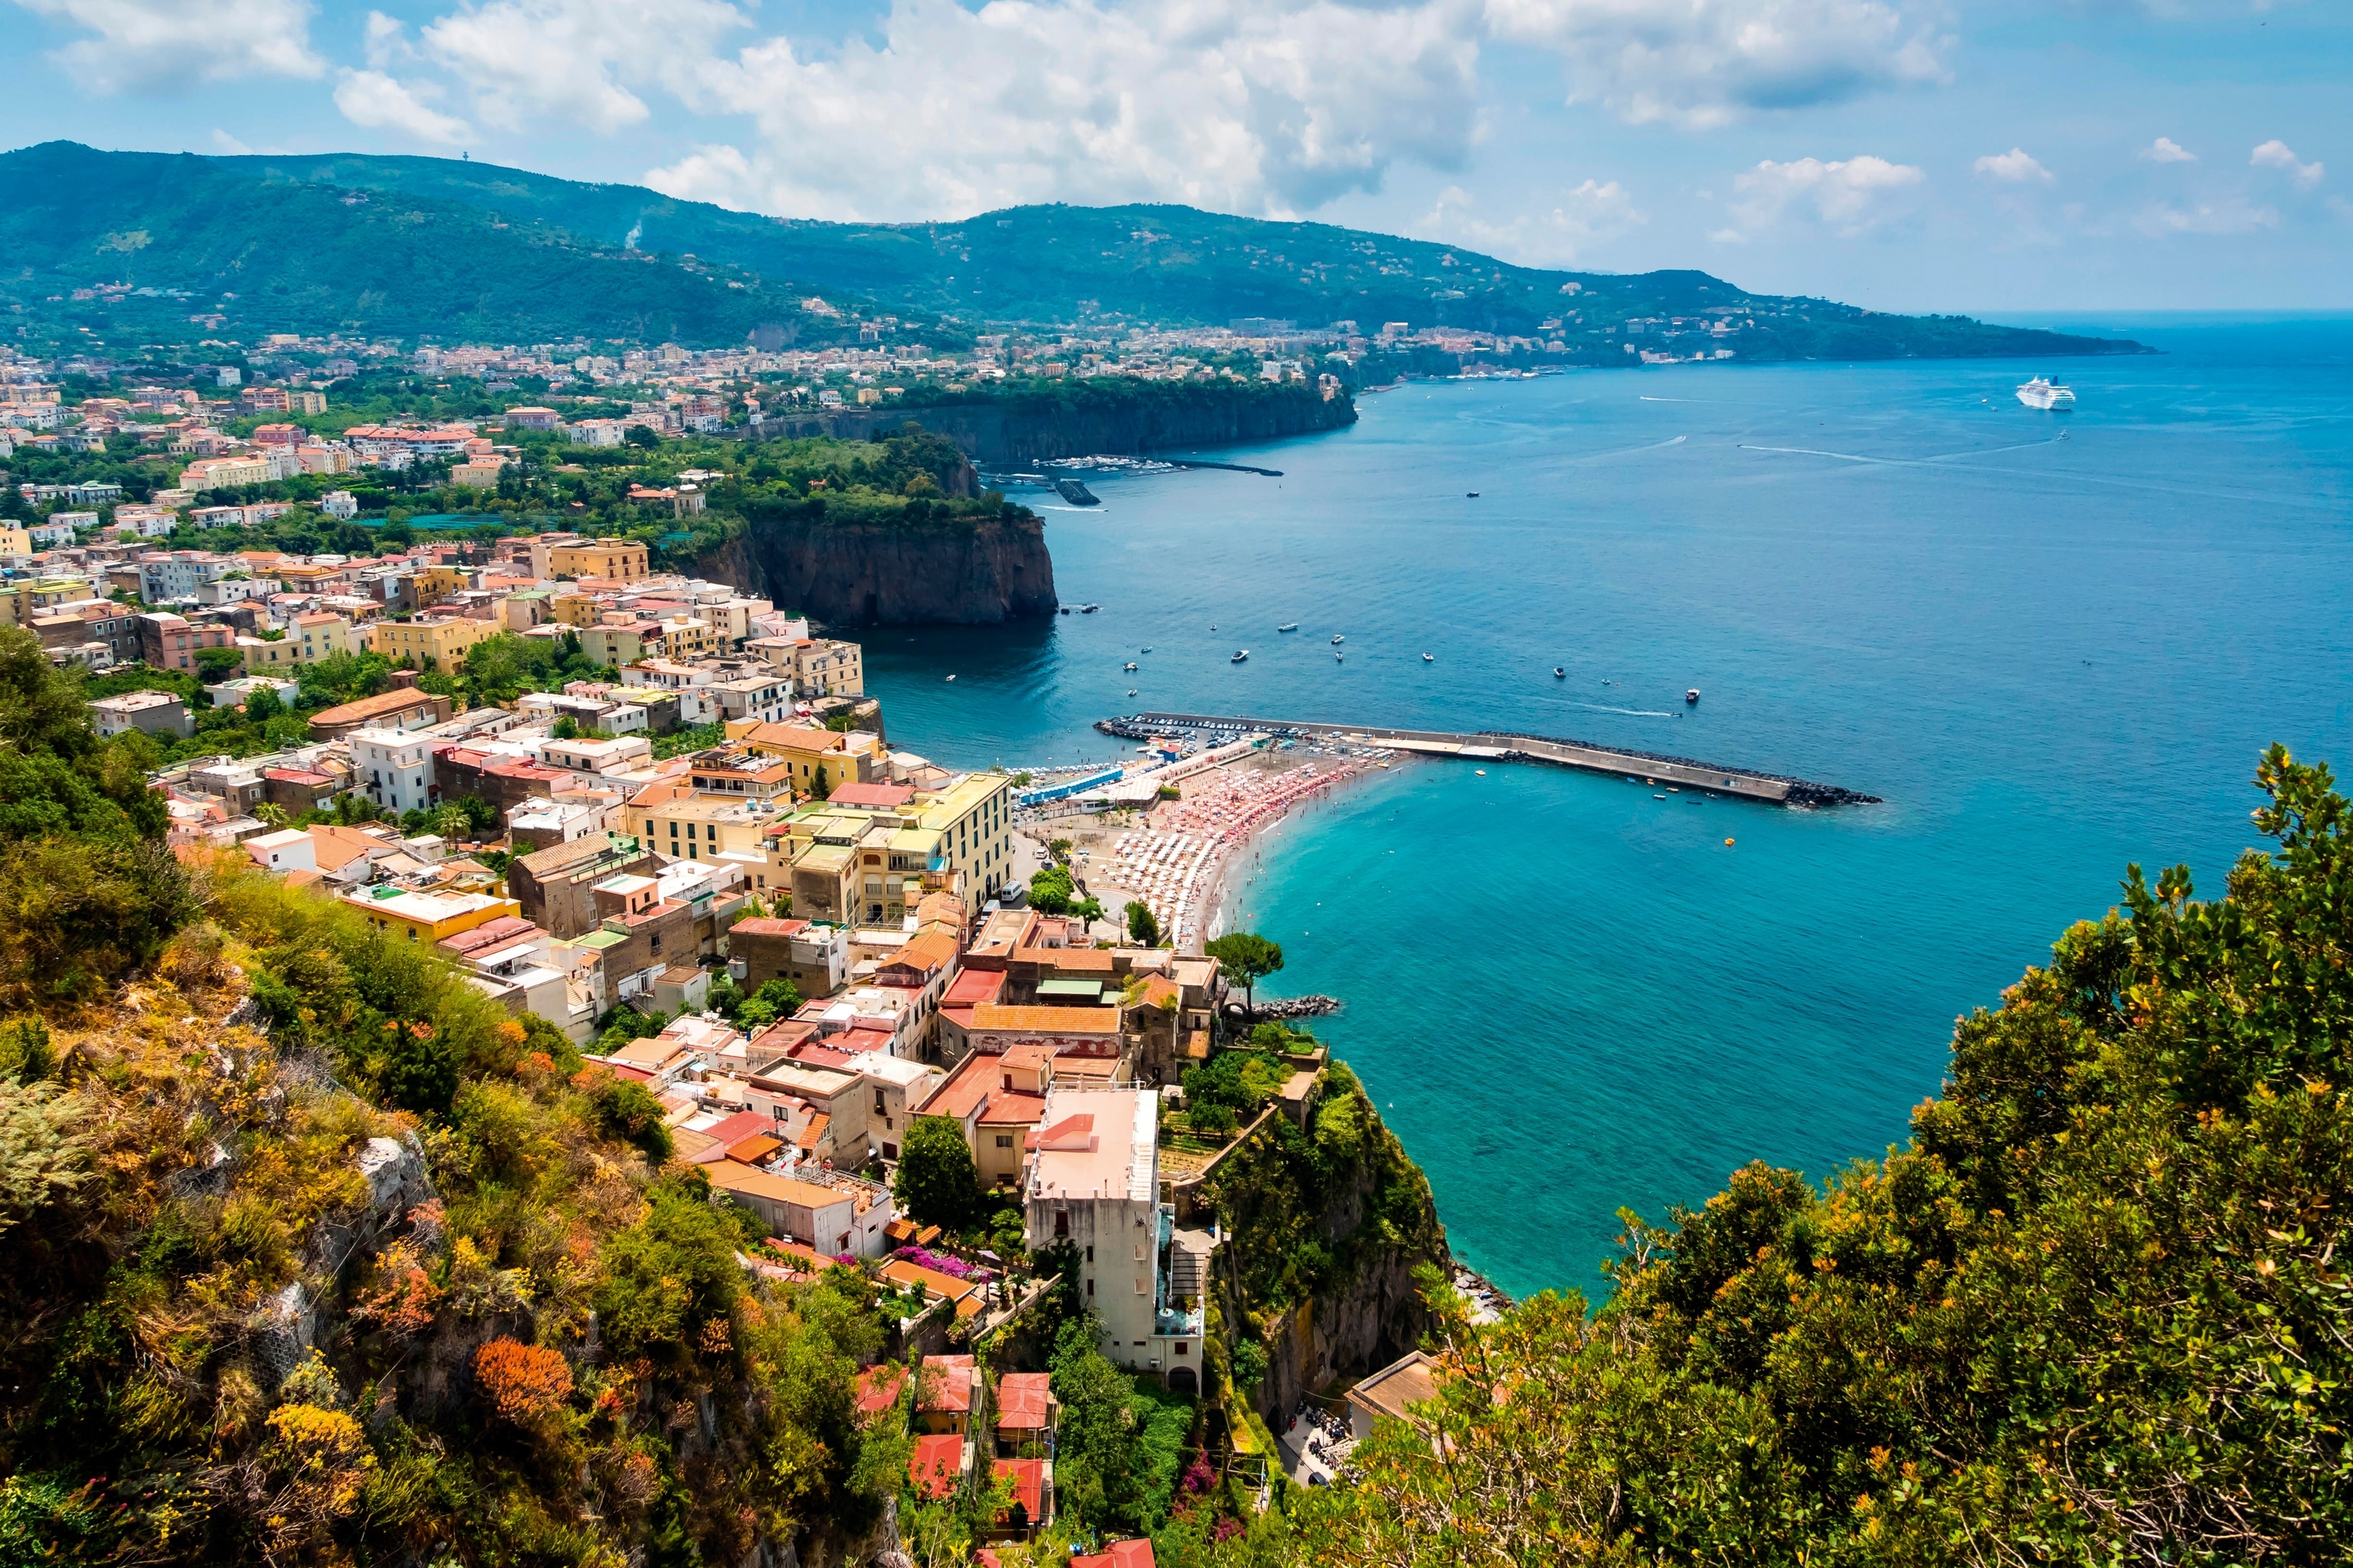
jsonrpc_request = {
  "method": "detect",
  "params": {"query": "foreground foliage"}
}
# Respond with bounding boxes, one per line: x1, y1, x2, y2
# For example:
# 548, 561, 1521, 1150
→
1274, 745, 2352, 1566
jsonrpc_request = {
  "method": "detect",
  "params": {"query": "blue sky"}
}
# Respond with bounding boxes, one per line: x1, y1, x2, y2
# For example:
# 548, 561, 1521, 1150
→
3, 0, 2345, 312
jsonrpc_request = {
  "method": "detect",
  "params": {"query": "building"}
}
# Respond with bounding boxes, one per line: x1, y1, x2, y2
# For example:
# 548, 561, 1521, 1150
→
340, 885, 522, 945
728, 917, 849, 998
244, 827, 316, 874
321, 490, 358, 520
138, 612, 232, 672
1344, 1350, 1442, 1442
1023, 1088, 1173, 1376
370, 615, 499, 670
450, 456, 506, 488
704, 1162, 895, 1259
569, 872, 693, 1006
548, 540, 649, 581
508, 832, 657, 939
88, 690, 193, 738
351, 728, 440, 814
307, 687, 453, 740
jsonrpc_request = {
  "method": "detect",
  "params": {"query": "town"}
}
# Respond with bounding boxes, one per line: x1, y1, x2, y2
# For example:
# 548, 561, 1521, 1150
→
0, 352, 1465, 1561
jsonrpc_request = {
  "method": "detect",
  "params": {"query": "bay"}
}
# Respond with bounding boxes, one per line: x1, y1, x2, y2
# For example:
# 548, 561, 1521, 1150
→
863, 313, 2353, 1301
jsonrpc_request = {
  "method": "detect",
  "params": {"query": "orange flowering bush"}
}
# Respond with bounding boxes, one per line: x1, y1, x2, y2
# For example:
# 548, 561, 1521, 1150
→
473, 1337, 574, 1425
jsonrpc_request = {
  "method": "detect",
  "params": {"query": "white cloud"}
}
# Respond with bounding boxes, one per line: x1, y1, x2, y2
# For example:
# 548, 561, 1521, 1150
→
14, 0, 322, 91
363, 9, 410, 69
2139, 136, 2195, 164
1723, 153, 1925, 237
421, 0, 750, 136
645, 0, 1485, 221
2133, 197, 2278, 236
1973, 147, 2052, 185
1549, 177, 1645, 250
334, 68, 473, 145
211, 128, 253, 155
1484, 0, 1948, 130
2250, 139, 2324, 188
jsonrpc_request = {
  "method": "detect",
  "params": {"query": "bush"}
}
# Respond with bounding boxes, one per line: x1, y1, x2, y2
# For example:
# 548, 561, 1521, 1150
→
474, 1338, 573, 1425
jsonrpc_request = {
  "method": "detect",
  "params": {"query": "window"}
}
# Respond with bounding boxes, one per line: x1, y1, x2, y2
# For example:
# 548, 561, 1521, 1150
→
1054, 1211, 1069, 1238
1085, 1244, 1094, 1263
1085, 1278, 1094, 1298
995, 1134, 1014, 1148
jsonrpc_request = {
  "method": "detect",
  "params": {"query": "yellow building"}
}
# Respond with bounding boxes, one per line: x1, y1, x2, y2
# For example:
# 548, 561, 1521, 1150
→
0, 527, 31, 556
623, 788, 784, 863
771, 769, 1016, 919
726, 720, 885, 791
657, 614, 718, 660
450, 457, 506, 488
340, 885, 520, 944
371, 615, 500, 669
548, 540, 650, 581
550, 592, 602, 627
0, 577, 95, 627
240, 613, 355, 671
415, 565, 471, 607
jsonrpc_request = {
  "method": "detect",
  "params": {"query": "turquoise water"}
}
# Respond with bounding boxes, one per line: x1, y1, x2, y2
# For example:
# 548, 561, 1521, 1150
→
869, 315, 2353, 1301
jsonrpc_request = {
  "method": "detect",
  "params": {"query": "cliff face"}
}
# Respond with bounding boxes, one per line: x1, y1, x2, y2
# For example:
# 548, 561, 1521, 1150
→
696, 507, 1057, 626
1201, 1072, 1449, 1426
765, 383, 1357, 463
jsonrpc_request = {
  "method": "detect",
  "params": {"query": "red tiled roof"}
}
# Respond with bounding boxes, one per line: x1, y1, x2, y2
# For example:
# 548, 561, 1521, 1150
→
994, 1457, 1044, 1522
978, 1091, 1046, 1127
1071, 1542, 1156, 1568
995, 1373, 1052, 1431
854, 1363, 906, 1419
909, 1433, 963, 1499
783, 1039, 854, 1069
919, 1354, 976, 1413
944, 967, 1006, 1007
731, 916, 810, 937
826, 781, 915, 807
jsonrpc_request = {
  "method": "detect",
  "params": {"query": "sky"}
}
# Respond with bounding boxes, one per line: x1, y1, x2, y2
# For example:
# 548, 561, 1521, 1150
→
2, 0, 2346, 313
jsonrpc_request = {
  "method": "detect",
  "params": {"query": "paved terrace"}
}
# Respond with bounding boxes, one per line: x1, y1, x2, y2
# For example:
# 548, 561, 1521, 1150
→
1095, 712, 1881, 807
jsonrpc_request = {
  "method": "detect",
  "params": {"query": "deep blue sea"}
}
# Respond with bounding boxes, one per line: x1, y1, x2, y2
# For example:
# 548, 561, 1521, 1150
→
869, 313, 2353, 1301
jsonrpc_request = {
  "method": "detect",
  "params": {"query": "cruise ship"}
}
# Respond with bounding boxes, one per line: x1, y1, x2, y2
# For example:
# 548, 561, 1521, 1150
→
2016, 376, 2077, 411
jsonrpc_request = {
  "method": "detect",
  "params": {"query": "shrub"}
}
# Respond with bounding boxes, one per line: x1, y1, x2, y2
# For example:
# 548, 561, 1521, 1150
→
474, 1337, 574, 1425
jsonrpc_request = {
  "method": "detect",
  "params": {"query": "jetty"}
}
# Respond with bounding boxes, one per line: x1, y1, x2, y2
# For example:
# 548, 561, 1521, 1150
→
1094, 712, 1881, 807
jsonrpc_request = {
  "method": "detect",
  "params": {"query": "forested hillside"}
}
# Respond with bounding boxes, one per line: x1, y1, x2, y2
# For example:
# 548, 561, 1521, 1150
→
3, 142, 2148, 360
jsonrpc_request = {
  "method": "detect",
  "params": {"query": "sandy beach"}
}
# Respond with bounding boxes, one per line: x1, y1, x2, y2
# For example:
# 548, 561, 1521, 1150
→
1033, 739, 1398, 949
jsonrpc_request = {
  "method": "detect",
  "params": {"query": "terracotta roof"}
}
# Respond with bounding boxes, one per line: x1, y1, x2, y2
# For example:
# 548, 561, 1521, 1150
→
943, 968, 1006, 1007
969, 1003, 1123, 1036
1013, 944, 1116, 972
725, 1133, 783, 1164
918, 1052, 1001, 1121
994, 1457, 1045, 1522
884, 930, 959, 977
978, 1091, 1046, 1127
1070, 1543, 1156, 1568
854, 1363, 907, 1419
879, 1259, 981, 1304
826, 781, 916, 807
909, 1433, 964, 1499
994, 1373, 1052, 1431
918, 1354, 977, 1413
793, 1111, 830, 1151
730, 916, 810, 937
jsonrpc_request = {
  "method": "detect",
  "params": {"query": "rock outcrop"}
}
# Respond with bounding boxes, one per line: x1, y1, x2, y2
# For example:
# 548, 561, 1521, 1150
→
694, 509, 1057, 626
764, 382, 1357, 463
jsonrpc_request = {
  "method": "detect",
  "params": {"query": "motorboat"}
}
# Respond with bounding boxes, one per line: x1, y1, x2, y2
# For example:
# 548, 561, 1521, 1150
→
1278, 623, 1299, 633
1553, 667, 1566, 679
1422, 653, 1435, 663
1123, 662, 1137, 671
1059, 607, 1072, 615
945, 675, 957, 683
1232, 650, 1249, 663
1465, 491, 1480, 498
1331, 634, 1345, 645
1334, 651, 1344, 662
2017, 376, 2076, 411
1686, 689, 1700, 704
1080, 604, 1099, 613
1127, 689, 1137, 696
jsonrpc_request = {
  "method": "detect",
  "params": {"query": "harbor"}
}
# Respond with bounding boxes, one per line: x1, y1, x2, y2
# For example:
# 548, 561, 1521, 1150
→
1095, 711, 1881, 807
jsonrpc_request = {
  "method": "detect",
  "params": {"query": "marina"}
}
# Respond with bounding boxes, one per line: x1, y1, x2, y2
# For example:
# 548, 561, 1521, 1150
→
1096, 711, 1881, 807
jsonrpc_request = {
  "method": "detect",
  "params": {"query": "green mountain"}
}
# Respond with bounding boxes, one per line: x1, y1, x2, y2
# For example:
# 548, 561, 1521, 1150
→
0, 141, 2147, 360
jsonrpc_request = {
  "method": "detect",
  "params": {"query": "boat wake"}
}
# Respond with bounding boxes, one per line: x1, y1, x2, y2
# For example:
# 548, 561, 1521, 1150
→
1569, 702, 1675, 718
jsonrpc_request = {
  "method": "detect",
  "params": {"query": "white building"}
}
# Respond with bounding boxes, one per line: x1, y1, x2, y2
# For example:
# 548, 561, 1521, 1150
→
351, 726, 437, 814
1024, 1088, 1170, 1374
320, 489, 358, 520
244, 827, 317, 873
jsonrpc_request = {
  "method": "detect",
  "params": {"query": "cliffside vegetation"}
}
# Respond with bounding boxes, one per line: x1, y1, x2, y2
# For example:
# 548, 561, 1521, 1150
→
0, 626, 916, 1565
1224, 745, 2353, 1566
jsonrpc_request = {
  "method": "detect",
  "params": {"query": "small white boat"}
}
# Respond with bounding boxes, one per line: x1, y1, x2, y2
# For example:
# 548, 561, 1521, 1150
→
1422, 653, 1435, 663
1278, 623, 1298, 633
1553, 667, 1566, 679
1331, 634, 1345, 645
1127, 689, 1137, 696
1334, 651, 1343, 662
1685, 689, 1700, 704
1474, 769, 1487, 777
945, 674, 957, 683
1123, 662, 1137, 671
1231, 650, 1249, 663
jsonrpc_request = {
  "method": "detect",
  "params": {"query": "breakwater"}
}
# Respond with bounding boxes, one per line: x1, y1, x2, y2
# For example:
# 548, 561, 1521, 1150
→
1095, 711, 1880, 807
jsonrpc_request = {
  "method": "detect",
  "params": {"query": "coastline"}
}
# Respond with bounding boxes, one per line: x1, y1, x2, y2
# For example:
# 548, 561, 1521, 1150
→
1033, 739, 1401, 951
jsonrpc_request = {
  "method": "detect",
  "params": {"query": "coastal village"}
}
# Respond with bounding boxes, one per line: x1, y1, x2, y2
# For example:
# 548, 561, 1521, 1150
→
0, 361, 1487, 1559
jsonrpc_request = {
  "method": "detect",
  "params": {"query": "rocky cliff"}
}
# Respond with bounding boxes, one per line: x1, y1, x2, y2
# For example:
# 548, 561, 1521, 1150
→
764, 381, 1356, 463
695, 505, 1057, 626
1199, 1068, 1449, 1427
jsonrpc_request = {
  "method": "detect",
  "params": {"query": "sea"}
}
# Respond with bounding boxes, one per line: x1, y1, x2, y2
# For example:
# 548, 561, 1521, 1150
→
864, 313, 2353, 1302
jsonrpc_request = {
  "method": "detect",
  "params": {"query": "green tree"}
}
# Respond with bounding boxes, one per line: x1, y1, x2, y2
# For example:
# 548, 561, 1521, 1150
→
893, 1115, 983, 1232
1204, 931, 1284, 1015
194, 646, 244, 681
1125, 899, 1160, 947
1026, 863, 1075, 916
